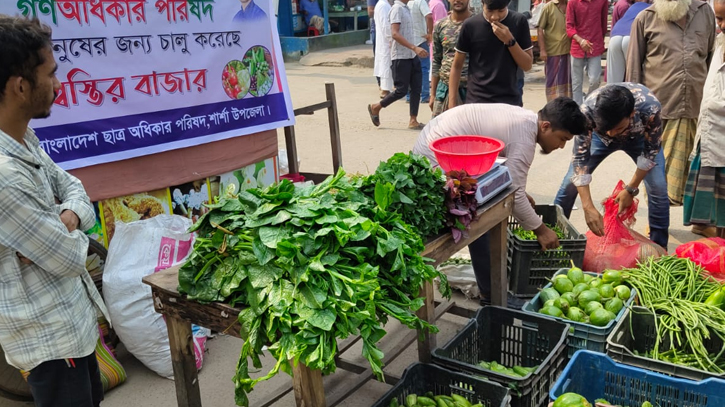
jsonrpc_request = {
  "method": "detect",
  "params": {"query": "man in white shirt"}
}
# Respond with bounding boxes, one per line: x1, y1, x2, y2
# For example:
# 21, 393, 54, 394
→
374, 0, 394, 98
0, 16, 108, 406
413, 97, 587, 305
407, 0, 433, 103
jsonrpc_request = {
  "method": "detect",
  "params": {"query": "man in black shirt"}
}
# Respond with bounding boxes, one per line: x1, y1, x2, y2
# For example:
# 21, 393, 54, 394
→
448, 0, 533, 108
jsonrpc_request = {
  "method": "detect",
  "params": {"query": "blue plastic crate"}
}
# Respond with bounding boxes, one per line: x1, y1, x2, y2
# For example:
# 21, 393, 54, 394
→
521, 269, 636, 357
550, 351, 725, 407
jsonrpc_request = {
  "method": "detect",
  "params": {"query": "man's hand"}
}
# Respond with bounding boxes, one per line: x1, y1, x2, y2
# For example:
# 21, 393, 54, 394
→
491, 21, 514, 45
16, 252, 33, 265
60, 210, 80, 233
584, 205, 605, 236
414, 46, 429, 58
424, 33, 432, 44
540, 50, 547, 62
578, 38, 593, 53
448, 96, 458, 110
615, 189, 635, 214
526, 193, 536, 209
534, 224, 560, 250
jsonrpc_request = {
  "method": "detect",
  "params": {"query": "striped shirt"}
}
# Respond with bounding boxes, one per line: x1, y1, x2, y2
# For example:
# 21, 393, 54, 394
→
413, 104, 543, 231
0, 128, 109, 371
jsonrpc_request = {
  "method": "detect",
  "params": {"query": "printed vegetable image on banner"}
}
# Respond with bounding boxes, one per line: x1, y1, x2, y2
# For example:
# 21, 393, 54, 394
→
215, 157, 278, 196
100, 188, 173, 245
1, 0, 295, 170
169, 179, 212, 224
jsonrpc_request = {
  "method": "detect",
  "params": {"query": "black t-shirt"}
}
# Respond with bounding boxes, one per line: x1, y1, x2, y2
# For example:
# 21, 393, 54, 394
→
455, 11, 532, 106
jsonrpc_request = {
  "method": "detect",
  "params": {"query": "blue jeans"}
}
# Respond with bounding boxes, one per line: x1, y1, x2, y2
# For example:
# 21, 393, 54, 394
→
407, 41, 430, 102
554, 134, 670, 248
571, 55, 602, 105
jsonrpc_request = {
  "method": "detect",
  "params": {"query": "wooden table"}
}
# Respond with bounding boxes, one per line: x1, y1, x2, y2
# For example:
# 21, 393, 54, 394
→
328, 10, 366, 31
142, 186, 515, 407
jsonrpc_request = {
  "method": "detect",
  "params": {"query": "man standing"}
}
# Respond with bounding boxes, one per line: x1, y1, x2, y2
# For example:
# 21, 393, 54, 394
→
413, 98, 587, 305
538, 0, 573, 101
373, 0, 394, 98
430, 0, 472, 117
554, 83, 670, 248
408, 0, 434, 104
626, 0, 715, 206
448, 0, 533, 108
368, 0, 429, 129
566, 0, 607, 104
0, 16, 109, 406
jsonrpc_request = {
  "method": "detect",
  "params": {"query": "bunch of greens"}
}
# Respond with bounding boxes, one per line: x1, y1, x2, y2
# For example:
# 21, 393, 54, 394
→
244, 46, 273, 96
512, 224, 567, 241
179, 170, 450, 406
362, 153, 446, 240
443, 170, 479, 243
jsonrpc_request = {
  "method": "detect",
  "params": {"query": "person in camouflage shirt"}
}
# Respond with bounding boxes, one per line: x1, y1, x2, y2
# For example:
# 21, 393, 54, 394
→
429, 0, 472, 117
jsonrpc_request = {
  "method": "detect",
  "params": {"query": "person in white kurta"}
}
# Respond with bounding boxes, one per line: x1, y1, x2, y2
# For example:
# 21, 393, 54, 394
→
374, 0, 394, 94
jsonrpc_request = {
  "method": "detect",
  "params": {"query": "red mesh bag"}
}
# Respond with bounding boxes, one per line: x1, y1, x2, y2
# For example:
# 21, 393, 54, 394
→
676, 237, 725, 280
582, 181, 667, 273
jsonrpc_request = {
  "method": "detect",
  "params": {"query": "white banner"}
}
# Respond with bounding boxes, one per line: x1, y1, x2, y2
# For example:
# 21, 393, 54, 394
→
1, 0, 295, 170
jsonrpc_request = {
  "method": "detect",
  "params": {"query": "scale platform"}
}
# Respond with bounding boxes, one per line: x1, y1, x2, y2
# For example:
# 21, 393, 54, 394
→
474, 158, 512, 206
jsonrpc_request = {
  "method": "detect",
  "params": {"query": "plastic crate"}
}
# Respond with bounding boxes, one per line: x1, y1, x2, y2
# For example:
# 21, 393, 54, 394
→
606, 306, 725, 381
507, 205, 586, 298
550, 350, 725, 407
432, 306, 569, 407
372, 363, 511, 407
521, 269, 636, 358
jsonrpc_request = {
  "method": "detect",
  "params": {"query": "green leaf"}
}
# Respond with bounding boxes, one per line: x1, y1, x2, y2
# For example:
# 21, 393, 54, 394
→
259, 226, 290, 249
297, 283, 327, 309
248, 263, 283, 289
307, 308, 336, 331
252, 236, 275, 266
374, 182, 394, 211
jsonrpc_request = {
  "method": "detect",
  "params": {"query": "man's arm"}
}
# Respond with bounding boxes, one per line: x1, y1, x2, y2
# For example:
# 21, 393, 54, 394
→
448, 51, 466, 109
625, 14, 646, 83
425, 13, 434, 42
0, 185, 89, 278
41, 152, 95, 232
601, 0, 608, 36
491, 20, 533, 71
706, 6, 717, 66
391, 22, 427, 55
570, 127, 605, 236
430, 22, 443, 109
566, 0, 577, 39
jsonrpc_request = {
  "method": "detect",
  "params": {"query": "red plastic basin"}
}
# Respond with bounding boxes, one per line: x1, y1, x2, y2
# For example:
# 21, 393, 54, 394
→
429, 135, 505, 176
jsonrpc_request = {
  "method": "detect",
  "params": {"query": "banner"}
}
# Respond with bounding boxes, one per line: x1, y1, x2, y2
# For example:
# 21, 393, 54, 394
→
1, 0, 295, 170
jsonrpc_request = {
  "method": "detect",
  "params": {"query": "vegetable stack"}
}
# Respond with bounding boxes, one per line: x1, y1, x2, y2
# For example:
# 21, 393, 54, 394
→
179, 170, 450, 406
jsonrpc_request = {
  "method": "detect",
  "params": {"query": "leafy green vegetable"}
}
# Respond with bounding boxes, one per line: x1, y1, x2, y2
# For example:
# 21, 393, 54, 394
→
362, 152, 446, 240
444, 170, 479, 243
179, 169, 450, 406
512, 223, 567, 240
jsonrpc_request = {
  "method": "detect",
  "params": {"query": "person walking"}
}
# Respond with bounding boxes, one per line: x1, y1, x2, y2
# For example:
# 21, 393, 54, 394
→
448, 0, 533, 108
368, 0, 429, 129
566, 0, 608, 104
538, 0, 573, 100
606, 0, 649, 83
626, 0, 716, 207
407, 0, 434, 104
373, 0, 394, 98
684, 0, 725, 238
413, 98, 587, 305
612, 0, 633, 27
554, 83, 670, 249
0, 15, 110, 407
429, 0, 472, 117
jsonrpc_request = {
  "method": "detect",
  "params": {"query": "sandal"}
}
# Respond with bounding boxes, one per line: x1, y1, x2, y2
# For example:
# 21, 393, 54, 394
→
368, 104, 380, 127
407, 122, 425, 130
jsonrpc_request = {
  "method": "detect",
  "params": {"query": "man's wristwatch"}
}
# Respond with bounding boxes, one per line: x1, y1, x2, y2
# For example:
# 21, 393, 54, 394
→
506, 38, 516, 47
624, 184, 640, 197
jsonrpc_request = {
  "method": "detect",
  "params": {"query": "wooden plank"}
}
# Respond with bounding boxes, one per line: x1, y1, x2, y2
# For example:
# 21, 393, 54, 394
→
415, 281, 436, 363
166, 316, 202, 407
294, 101, 332, 116
325, 83, 343, 173
284, 126, 300, 174
151, 290, 243, 338
489, 220, 508, 308
292, 362, 326, 407
422, 187, 516, 267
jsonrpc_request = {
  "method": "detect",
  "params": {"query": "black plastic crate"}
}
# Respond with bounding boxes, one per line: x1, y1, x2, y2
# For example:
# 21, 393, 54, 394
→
607, 306, 725, 381
507, 205, 586, 298
372, 363, 511, 407
432, 306, 569, 407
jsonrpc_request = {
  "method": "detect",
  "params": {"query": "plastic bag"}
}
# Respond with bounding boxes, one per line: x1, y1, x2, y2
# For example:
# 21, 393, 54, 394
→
437, 258, 480, 299
582, 181, 666, 273
676, 237, 725, 279
103, 215, 209, 379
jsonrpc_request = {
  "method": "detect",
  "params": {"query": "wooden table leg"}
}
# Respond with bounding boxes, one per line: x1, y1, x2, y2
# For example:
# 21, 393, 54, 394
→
416, 281, 436, 363
489, 220, 508, 308
292, 362, 326, 407
166, 316, 202, 407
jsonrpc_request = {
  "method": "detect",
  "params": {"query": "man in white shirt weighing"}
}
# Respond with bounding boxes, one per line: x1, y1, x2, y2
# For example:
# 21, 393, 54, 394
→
413, 98, 587, 306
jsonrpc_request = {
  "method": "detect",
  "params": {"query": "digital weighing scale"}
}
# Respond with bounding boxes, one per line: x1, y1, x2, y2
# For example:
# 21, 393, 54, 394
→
474, 158, 512, 206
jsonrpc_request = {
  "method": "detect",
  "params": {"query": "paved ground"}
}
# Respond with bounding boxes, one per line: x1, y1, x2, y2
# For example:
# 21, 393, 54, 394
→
0, 45, 698, 407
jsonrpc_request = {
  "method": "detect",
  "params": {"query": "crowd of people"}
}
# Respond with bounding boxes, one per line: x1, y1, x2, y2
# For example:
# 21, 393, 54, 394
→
368, 0, 725, 305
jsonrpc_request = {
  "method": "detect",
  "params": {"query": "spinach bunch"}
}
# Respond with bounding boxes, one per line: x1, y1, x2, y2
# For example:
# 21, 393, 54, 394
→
179, 169, 450, 406
362, 153, 446, 240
